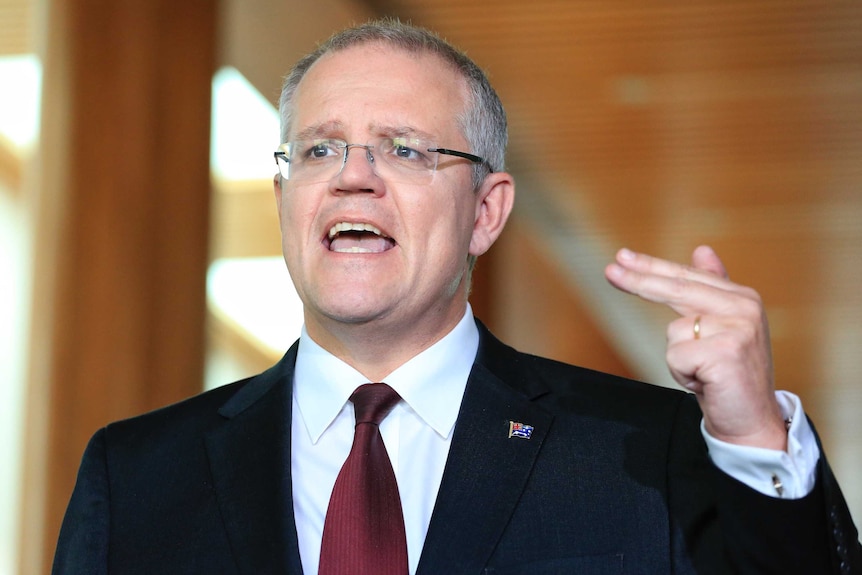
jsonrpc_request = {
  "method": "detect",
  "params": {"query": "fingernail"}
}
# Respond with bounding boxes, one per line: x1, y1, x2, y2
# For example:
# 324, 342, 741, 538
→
619, 248, 635, 261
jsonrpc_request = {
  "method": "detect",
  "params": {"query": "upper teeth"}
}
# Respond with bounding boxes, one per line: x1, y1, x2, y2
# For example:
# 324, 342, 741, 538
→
328, 222, 385, 239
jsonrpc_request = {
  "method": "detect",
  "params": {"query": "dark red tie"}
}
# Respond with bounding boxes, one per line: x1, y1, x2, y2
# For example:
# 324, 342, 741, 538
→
319, 383, 409, 575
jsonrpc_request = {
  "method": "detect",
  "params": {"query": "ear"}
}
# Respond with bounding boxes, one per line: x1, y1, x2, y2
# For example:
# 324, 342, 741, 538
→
469, 171, 515, 257
273, 174, 284, 226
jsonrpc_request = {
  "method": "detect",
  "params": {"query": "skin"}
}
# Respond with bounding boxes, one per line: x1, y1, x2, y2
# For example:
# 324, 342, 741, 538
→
274, 41, 787, 452
273, 43, 514, 382
605, 246, 787, 450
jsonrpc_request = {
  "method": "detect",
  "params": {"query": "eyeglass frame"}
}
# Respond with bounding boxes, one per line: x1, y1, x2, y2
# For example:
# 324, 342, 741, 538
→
273, 138, 493, 183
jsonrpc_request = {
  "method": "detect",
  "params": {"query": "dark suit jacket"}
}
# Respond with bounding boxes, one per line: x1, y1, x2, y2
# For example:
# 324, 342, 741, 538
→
53, 322, 861, 574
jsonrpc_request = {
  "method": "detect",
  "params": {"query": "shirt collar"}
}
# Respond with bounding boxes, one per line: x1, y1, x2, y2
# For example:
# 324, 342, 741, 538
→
293, 305, 479, 444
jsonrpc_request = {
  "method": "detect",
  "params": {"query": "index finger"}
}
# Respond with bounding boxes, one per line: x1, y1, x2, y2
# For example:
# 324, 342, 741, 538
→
604, 248, 756, 316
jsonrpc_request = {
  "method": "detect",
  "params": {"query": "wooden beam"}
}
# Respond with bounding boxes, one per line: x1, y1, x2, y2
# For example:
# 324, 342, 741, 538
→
210, 179, 282, 260
0, 0, 33, 55
0, 138, 21, 192
21, 1, 217, 572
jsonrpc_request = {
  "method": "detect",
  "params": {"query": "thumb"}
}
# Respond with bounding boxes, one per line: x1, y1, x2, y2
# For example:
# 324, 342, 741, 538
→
691, 245, 728, 279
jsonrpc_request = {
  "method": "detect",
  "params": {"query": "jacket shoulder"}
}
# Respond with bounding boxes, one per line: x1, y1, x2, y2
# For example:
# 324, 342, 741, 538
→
475, 320, 697, 424
102, 346, 295, 451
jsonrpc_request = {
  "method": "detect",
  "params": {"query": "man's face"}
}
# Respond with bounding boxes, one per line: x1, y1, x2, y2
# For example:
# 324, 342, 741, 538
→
274, 44, 495, 346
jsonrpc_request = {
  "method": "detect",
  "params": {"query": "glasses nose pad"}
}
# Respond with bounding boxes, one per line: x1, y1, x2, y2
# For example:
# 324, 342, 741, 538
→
338, 144, 377, 180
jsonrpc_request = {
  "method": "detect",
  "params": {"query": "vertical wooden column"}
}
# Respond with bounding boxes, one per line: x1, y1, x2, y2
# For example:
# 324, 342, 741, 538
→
23, 0, 216, 572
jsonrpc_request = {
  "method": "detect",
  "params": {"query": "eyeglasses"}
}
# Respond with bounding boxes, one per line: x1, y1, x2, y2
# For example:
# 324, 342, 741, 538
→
273, 136, 490, 185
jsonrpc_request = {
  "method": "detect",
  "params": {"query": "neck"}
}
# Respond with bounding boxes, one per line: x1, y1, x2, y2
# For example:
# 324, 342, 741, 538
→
304, 303, 468, 382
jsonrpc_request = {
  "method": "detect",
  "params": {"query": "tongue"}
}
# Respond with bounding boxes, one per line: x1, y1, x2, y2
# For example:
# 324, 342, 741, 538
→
330, 232, 394, 253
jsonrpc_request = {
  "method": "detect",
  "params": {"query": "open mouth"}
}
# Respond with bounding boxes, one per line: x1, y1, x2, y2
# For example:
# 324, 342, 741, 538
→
326, 222, 396, 253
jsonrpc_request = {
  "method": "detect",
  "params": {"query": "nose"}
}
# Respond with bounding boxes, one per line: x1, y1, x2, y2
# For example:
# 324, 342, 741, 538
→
334, 144, 382, 193
345, 143, 374, 163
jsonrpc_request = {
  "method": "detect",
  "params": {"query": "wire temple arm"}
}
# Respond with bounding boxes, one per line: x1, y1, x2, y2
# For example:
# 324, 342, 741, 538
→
427, 147, 493, 172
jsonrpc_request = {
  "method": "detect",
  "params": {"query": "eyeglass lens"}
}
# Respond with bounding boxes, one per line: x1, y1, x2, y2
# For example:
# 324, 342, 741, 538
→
277, 137, 442, 184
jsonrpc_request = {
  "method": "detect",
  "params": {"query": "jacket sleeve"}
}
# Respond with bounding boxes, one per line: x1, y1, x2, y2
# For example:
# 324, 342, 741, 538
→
668, 395, 861, 573
52, 428, 110, 575
712, 448, 862, 574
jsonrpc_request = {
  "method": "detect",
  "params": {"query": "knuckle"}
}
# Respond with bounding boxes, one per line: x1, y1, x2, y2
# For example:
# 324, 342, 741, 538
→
734, 296, 763, 322
740, 286, 763, 306
668, 276, 689, 299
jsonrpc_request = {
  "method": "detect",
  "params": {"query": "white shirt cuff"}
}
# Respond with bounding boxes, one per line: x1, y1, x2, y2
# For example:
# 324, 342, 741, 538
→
701, 390, 819, 499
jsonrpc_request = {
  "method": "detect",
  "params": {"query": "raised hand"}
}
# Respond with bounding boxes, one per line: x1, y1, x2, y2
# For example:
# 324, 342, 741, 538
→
605, 246, 787, 451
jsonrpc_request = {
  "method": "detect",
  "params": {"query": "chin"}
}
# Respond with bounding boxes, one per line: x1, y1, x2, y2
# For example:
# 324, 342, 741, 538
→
316, 297, 395, 326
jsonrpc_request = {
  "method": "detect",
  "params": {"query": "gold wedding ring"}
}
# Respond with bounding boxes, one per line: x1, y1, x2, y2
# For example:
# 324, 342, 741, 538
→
693, 316, 701, 340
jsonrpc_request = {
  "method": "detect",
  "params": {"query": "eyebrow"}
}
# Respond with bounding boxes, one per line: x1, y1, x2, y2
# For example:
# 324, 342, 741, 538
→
375, 125, 437, 142
291, 121, 438, 143
292, 120, 347, 142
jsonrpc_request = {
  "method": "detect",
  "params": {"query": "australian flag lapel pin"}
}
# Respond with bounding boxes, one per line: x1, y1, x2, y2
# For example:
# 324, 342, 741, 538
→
508, 420, 534, 439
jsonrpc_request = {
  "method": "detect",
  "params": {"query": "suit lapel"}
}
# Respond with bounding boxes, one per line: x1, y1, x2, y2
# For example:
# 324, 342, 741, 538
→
202, 324, 551, 574
417, 325, 554, 573
204, 346, 305, 575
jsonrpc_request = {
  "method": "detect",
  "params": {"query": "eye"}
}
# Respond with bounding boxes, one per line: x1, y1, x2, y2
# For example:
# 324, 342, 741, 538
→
300, 139, 342, 161
310, 144, 329, 158
386, 137, 431, 165
393, 143, 419, 159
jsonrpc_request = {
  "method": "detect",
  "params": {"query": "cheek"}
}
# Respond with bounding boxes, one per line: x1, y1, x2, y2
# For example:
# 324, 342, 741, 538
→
452, 194, 481, 243
280, 192, 320, 246
419, 200, 477, 268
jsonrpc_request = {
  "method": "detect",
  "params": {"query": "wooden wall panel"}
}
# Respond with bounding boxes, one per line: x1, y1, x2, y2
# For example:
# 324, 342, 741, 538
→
369, 0, 862, 519
488, 219, 634, 379
22, 1, 217, 572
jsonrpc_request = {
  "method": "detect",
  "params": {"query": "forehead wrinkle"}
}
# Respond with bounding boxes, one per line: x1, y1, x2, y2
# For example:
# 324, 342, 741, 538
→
294, 119, 443, 144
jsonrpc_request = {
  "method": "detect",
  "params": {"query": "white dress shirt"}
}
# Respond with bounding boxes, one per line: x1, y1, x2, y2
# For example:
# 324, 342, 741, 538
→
704, 390, 819, 498
291, 308, 477, 575
290, 305, 819, 574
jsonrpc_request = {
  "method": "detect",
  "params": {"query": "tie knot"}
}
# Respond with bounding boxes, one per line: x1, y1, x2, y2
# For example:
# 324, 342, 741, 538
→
350, 383, 401, 426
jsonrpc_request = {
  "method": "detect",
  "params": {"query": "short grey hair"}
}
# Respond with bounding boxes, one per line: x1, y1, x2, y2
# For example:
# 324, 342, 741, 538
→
278, 17, 508, 190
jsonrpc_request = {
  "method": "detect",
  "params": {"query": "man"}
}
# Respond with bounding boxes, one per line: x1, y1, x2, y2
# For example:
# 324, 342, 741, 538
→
54, 18, 860, 574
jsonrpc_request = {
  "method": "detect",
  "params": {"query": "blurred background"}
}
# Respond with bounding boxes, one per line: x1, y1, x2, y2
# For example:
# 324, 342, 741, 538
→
1, 0, 860, 572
